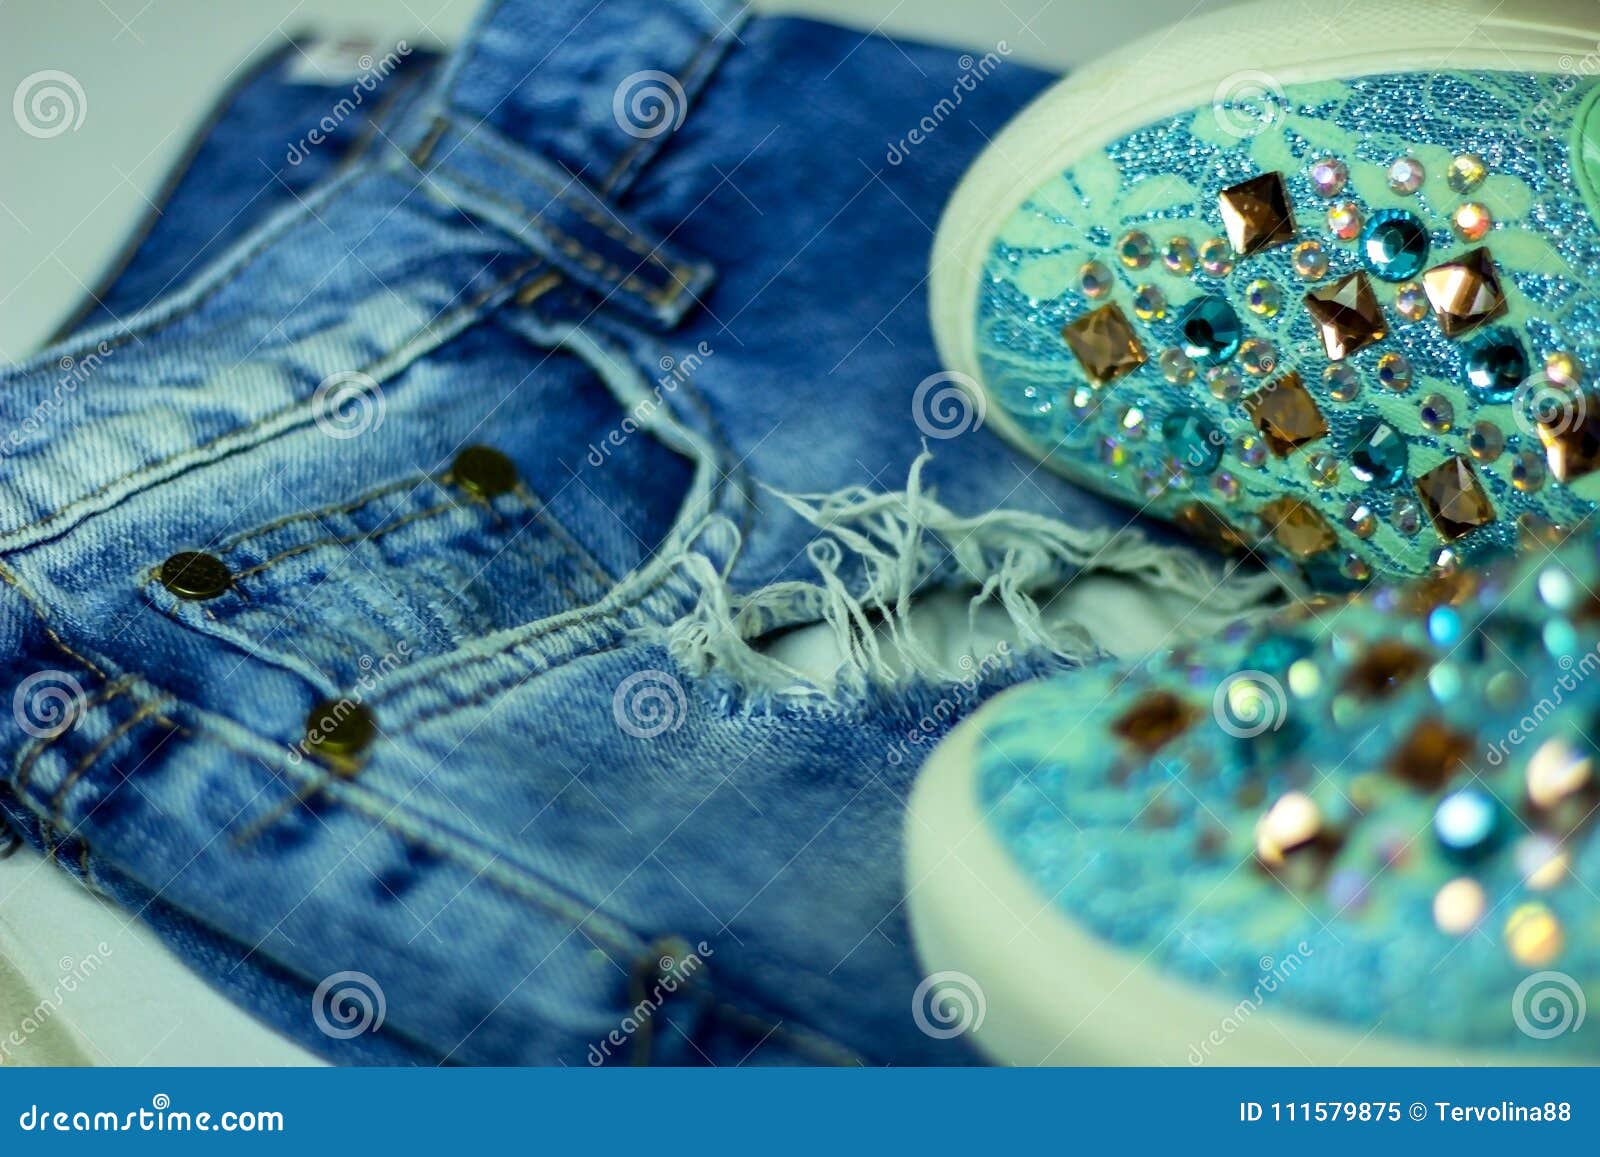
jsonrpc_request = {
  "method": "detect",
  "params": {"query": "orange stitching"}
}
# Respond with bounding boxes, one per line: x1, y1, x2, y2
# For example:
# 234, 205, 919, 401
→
49, 699, 164, 817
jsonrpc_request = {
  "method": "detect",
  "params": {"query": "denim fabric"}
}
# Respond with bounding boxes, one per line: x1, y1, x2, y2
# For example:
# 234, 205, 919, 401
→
0, 0, 1253, 1064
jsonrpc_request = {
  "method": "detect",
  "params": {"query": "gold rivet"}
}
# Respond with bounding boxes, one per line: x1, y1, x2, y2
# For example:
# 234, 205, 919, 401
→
158, 551, 232, 600
450, 445, 518, 499
304, 700, 377, 766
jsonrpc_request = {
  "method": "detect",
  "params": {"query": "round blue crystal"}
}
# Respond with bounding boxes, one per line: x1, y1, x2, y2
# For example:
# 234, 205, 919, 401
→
1433, 788, 1503, 862
1161, 407, 1222, 473
1348, 416, 1407, 486
1360, 209, 1429, 282
1176, 295, 1241, 365
1462, 328, 1528, 402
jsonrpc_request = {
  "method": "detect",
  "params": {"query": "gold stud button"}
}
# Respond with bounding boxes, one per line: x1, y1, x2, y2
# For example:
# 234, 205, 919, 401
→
158, 551, 233, 600
304, 700, 377, 764
450, 445, 518, 499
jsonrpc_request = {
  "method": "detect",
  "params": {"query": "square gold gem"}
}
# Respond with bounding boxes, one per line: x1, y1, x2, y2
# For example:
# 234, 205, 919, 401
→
1243, 372, 1328, 457
1061, 302, 1146, 385
1304, 272, 1386, 361
1414, 455, 1495, 541
1422, 247, 1506, 338
1218, 172, 1296, 256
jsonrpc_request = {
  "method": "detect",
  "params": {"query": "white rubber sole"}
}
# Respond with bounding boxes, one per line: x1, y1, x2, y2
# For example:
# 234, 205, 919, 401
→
905, 690, 1548, 1066
927, 0, 1600, 468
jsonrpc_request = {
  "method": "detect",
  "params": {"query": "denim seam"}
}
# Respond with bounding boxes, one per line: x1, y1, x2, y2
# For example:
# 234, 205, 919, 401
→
15, 678, 136, 794
429, 162, 692, 308
597, 19, 731, 195
438, 117, 700, 285
2, 256, 544, 547
219, 476, 421, 550
47, 699, 168, 818
228, 500, 462, 580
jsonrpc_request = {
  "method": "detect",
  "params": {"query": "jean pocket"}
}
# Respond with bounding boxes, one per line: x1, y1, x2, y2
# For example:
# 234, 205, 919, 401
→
143, 466, 617, 692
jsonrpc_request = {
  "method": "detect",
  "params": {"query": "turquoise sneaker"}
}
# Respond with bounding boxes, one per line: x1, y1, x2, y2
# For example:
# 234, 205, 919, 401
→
931, 0, 1600, 589
907, 533, 1600, 1064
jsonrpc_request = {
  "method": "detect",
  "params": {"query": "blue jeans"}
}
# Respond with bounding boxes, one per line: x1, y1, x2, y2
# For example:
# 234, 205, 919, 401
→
0, 0, 1255, 1064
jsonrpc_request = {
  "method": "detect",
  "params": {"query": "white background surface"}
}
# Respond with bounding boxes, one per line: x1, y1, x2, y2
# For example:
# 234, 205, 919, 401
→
0, 0, 1229, 1065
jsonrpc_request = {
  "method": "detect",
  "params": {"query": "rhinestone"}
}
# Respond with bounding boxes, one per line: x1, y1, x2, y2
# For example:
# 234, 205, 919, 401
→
1245, 278, 1281, 316
1394, 281, 1429, 321
1420, 393, 1455, 432
1342, 501, 1376, 538
1468, 420, 1505, 462
1434, 878, 1486, 935
1061, 303, 1147, 384
1206, 365, 1242, 401
1259, 496, 1338, 558
1545, 350, 1582, 387
1447, 152, 1488, 193
1070, 385, 1099, 418
1360, 209, 1429, 282
1304, 272, 1386, 360
1512, 450, 1547, 492
1517, 512, 1567, 549
1099, 437, 1126, 467
1175, 295, 1241, 364
1239, 339, 1277, 376
1245, 373, 1328, 456
1517, 835, 1570, 890
1392, 498, 1422, 535
1387, 155, 1425, 194
1323, 364, 1360, 402
1308, 156, 1348, 197
1118, 406, 1146, 439
1117, 230, 1154, 269
1160, 348, 1196, 383
1163, 236, 1197, 273
1218, 172, 1295, 255
1349, 416, 1407, 485
1535, 402, 1600, 482
1133, 283, 1167, 320
1344, 640, 1428, 698
1199, 237, 1234, 276
1434, 788, 1504, 862
1423, 247, 1506, 337
1376, 351, 1412, 392
1213, 471, 1241, 501
1306, 452, 1339, 487
1460, 328, 1527, 401
1327, 201, 1362, 240
1291, 240, 1327, 279
1527, 737, 1592, 809
1174, 502, 1247, 553
1415, 455, 1495, 540
1255, 792, 1333, 871
1236, 433, 1267, 468
1389, 717, 1471, 789
1162, 408, 1223, 473
1112, 690, 1197, 753
1079, 260, 1113, 298
1340, 553, 1370, 582
1453, 201, 1493, 242
1505, 902, 1564, 966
